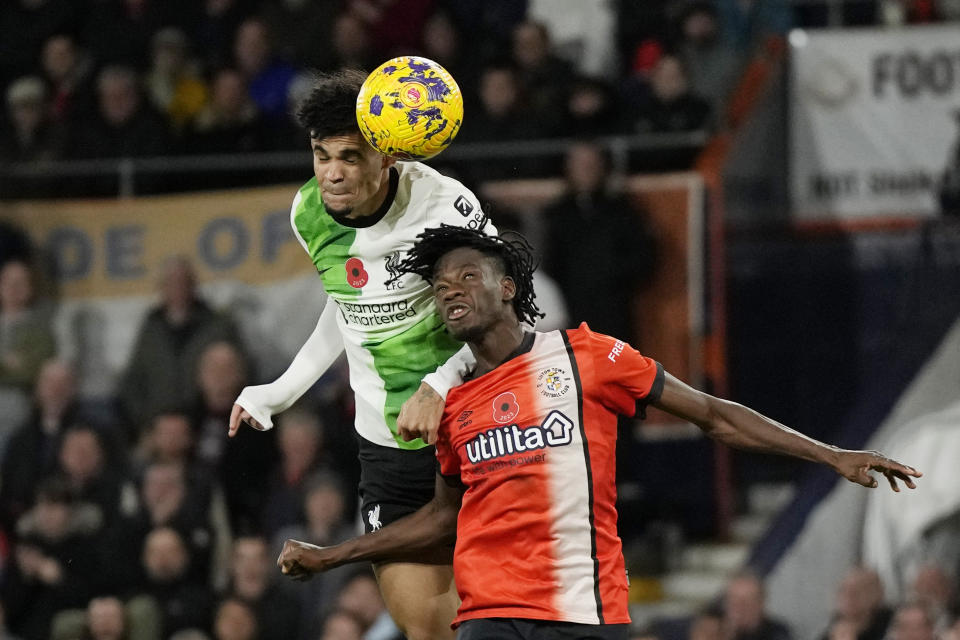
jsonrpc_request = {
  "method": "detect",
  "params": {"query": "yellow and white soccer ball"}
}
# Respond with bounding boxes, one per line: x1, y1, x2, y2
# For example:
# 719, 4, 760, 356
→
356, 56, 463, 160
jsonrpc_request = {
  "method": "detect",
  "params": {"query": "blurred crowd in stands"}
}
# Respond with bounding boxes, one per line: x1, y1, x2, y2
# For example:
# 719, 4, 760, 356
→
0, 229, 379, 640
634, 566, 960, 640
0, 0, 955, 195
0, 0, 737, 167
2, 0, 956, 170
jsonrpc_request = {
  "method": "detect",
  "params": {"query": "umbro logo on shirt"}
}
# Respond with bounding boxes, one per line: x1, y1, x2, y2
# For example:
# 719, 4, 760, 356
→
456, 410, 474, 429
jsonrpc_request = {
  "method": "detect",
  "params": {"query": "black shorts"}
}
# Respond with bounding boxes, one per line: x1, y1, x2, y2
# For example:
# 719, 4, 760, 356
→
457, 619, 630, 640
357, 435, 437, 534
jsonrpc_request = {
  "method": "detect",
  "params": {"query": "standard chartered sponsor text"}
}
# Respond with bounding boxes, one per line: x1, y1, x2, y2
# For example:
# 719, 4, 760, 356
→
338, 299, 417, 326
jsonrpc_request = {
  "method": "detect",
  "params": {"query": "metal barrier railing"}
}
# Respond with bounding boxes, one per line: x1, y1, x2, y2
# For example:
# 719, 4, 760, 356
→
0, 130, 709, 199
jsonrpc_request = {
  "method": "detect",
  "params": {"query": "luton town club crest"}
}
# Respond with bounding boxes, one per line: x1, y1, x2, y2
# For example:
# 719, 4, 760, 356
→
537, 367, 571, 398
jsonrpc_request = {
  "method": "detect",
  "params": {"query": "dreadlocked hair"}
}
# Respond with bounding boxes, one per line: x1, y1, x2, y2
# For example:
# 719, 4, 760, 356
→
391, 217, 544, 326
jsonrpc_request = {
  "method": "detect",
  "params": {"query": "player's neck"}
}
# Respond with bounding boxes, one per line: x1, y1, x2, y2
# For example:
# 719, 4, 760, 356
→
469, 323, 526, 378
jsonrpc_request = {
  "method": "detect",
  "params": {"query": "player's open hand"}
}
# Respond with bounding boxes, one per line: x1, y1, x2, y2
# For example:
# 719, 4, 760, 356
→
396, 382, 445, 444
833, 449, 922, 491
278, 539, 334, 580
228, 403, 266, 438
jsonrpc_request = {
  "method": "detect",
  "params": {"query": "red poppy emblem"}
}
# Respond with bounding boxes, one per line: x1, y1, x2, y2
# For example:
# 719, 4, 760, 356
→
345, 257, 369, 288
491, 392, 519, 424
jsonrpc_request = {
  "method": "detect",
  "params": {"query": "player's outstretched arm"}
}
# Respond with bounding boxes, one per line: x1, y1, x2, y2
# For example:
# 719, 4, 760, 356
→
277, 473, 463, 579
652, 372, 922, 491
228, 297, 344, 437
398, 344, 477, 444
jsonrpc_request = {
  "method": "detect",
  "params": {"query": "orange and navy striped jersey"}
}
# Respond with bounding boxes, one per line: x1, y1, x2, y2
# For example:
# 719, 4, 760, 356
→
436, 324, 664, 627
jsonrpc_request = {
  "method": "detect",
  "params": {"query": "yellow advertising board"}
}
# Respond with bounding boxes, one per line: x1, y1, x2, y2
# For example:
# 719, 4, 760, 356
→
0, 184, 312, 298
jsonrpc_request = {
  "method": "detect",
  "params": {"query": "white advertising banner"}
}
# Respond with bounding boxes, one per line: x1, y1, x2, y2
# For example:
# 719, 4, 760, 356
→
790, 25, 960, 221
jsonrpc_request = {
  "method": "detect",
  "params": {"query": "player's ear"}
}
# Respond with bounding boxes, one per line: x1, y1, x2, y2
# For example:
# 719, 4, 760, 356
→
380, 155, 398, 170
501, 276, 516, 302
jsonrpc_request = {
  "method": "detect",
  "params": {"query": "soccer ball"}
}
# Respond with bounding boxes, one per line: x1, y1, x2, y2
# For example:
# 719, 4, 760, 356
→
356, 56, 463, 161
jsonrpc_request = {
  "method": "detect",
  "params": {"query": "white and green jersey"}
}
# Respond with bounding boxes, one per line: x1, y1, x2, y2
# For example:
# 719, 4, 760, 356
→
290, 162, 486, 449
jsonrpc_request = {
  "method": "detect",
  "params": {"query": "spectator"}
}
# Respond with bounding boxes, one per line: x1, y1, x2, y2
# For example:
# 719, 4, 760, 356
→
39, 33, 94, 127
511, 20, 572, 136
564, 76, 624, 137
945, 608, 960, 640
144, 27, 209, 134
0, 0, 77, 88
615, 0, 670, 71
55, 424, 127, 529
0, 359, 78, 529
0, 76, 67, 163
212, 598, 257, 640
908, 564, 956, 632
128, 527, 214, 638
888, 602, 936, 640
192, 340, 276, 532
619, 37, 663, 122
456, 64, 547, 181
0, 259, 56, 443
261, 407, 332, 536
675, 2, 743, 119
232, 17, 298, 125
188, 0, 253, 72
272, 473, 355, 640
118, 256, 242, 432
445, 0, 528, 64
819, 566, 891, 640
825, 619, 858, 640
261, 0, 342, 71
328, 13, 378, 73
85, 597, 128, 640
421, 10, 475, 98
105, 460, 219, 592
346, 0, 434, 58
689, 610, 725, 640
2, 478, 99, 640
334, 570, 401, 640
226, 536, 300, 640
319, 610, 364, 640
136, 409, 196, 468
527, 0, 618, 80
722, 570, 792, 640
459, 64, 544, 143
542, 141, 657, 342
189, 68, 267, 154
632, 54, 711, 134
81, 0, 164, 70
70, 65, 172, 159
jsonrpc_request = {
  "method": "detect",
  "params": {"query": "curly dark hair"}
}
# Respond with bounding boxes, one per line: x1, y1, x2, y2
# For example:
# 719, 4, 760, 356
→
390, 218, 544, 326
295, 68, 366, 140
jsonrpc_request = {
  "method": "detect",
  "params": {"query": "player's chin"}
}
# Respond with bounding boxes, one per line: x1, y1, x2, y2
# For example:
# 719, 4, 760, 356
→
447, 322, 484, 343
324, 203, 354, 217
